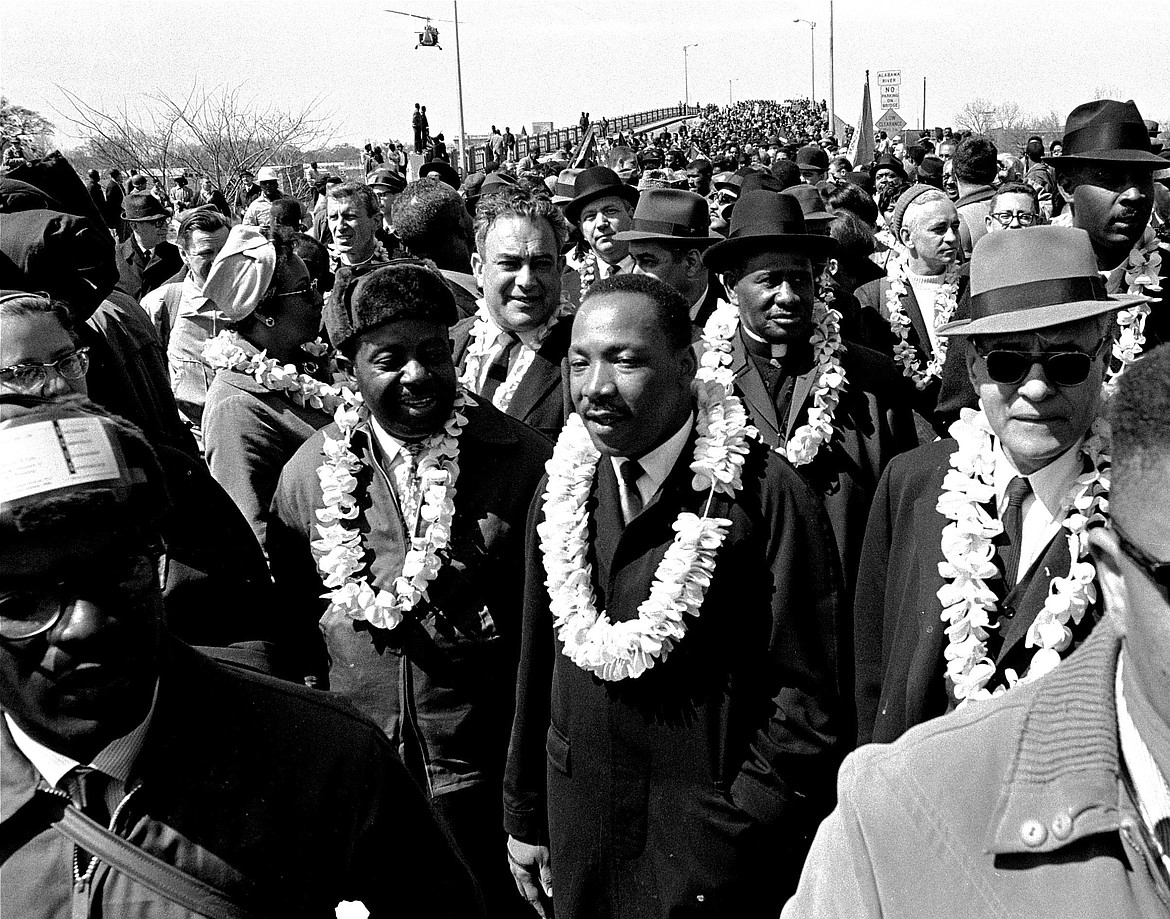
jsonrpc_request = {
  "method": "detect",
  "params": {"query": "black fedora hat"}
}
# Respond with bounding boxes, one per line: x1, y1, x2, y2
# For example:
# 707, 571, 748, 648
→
121, 192, 171, 222
779, 184, 836, 229
1045, 99, 1165, 166
419, 161, 460, 189
870, 154, 907, 182
563, 166, 639, 224
703, 191, 836, 272
612, 188, 720, 247
938, 226, 1147, 337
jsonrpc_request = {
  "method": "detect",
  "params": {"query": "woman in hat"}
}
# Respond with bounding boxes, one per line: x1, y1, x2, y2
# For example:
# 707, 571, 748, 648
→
200, 225, 339, 555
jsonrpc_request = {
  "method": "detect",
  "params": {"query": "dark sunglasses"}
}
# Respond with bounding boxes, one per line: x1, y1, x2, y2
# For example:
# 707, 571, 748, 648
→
1112, 518, 1170, 596
978, 338, 1108, 387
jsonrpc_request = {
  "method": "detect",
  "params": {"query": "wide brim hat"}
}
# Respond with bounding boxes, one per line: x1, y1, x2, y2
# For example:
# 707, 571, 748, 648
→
551, 168, 584, 205
870, 154, 908, 182
1044, 99, 1166, 166
612, 188, 721, 247
563, 166, 639, 223
796, 144, 829, 172
779, 184, 836, 228
255, 166, 280, 183
938, 225, 1149, 337
367, 167, 405, 192
419, 161, 460, 189
703, 190, 837, 272
121, 192, 171, 222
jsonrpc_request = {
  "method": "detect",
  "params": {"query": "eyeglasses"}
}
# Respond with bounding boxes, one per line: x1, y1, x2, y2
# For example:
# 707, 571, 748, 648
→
0, 553, 159, 642
977, 338, 1107, 387
0, 348, 90, 394
1112, 518, 1170, 597
989, 211, 1038, 228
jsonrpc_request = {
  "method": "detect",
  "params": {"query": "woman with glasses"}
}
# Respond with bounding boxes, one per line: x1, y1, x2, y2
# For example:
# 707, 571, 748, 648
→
0, 292, 90, 400
200, 226, 338, 555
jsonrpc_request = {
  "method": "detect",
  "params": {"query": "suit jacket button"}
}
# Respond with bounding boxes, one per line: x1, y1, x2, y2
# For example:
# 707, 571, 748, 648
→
1020, 819, 1047, 846
1051, 812, 1073, 839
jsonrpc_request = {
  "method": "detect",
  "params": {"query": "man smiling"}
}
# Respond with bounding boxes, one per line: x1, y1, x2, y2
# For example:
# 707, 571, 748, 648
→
269, 261, 550, 918
853, 226, 1145, 747
563, 166, 639, 304
326, 182, 388, 272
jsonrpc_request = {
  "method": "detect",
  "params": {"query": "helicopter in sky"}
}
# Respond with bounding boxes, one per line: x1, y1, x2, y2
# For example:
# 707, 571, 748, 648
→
385, 8, 443, 49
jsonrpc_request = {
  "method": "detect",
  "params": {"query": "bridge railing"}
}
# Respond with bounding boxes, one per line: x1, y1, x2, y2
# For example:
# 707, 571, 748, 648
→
463, 104, 701, 174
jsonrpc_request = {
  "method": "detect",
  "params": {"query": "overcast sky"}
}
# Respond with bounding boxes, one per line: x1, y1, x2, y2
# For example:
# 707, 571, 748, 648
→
3, 0, 1167, 151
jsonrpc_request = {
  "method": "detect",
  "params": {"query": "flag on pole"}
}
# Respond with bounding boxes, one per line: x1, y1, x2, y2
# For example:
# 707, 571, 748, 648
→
846, 78, 875, 169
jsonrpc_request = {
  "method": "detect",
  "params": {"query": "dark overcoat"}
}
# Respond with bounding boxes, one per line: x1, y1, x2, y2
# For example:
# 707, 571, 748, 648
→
853, 439, 1101, 748
115, 235, 183, 302
504, 430, 846, 918
451, 313, 573, 442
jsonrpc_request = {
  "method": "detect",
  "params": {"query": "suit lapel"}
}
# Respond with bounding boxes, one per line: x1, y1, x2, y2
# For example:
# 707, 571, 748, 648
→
507, 323, 568, 422
784, 364, 820, 441
994, 528, 1073, 666
900, 283, 935, 360
731, 331, 781, 447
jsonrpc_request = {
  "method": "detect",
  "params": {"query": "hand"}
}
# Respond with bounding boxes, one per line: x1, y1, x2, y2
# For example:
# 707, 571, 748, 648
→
506, 835, 554, 918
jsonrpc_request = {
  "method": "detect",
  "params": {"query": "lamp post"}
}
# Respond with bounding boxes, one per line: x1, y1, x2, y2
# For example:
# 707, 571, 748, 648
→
828, 0, 835, 139
794, 19, 816, 102
453, 1, 466, 176
683, 43, 698, 107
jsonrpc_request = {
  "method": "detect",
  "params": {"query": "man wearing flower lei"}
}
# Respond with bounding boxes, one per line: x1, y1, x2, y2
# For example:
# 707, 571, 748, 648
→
325, 181, 392, 275
267, 261, 552, 918
561, 166, 638, 308
854, 227, 1151, 749
1049, 98, 1168, 352
857, 184, 972, 438
451, 187, 574, 441
504, 273, 845, 918
699, 191, 917, 603
200, 226, 337, 554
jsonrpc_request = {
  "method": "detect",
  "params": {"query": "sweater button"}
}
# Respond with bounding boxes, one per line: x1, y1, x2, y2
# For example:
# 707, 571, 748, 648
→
1020, 819, 1047, 846
1051, 813, 1073, 839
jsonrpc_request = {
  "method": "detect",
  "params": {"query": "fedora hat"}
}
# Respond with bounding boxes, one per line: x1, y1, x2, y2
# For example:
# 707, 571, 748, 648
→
612, 188, 720, 247
938, 226, 1149, 337
419, 161, 460, 189
870, 154, 907, 182
1044, 99, 1165, 166
796, 144, 829, 173
121, 192, 171, 222
551, 168, 584, 205
779, 184, 835, 229
563, 166, 639, 223
703, 190, 836, 272
467, 170, 518, 205
367, 167, 406, 192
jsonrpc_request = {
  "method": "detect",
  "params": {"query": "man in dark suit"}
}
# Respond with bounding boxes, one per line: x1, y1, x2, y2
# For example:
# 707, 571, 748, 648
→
856, 183, 970, 438
0, 398, 482, 917
268, 262, 551, 918
614, 186, 725, 339
100, 168, 126, 240
854, 226, 1145, 748
114, 193, 182, 302
702, 191, 918, 606
452, 186, 573, 441
505, 273, 845, 918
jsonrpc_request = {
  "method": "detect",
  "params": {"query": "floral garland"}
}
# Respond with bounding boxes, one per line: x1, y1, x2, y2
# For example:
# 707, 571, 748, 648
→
696, 299, 846, 466
537, 378, 756, 681
458, 291, 572, 412
935, 406, 1109, 706
1106, 228, 1163, 388
884, 260, 960, 390
310, 390, 468, 631
328, 237, 390, 272
201, 330, 343, 413
577, 248, 598, 294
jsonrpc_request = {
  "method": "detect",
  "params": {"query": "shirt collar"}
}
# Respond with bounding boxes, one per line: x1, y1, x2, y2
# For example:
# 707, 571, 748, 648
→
992, 436, 1084, 518
688, 284, 710, 322
596, 254, 635, 277
5, 679, 159, 789
741, 324, 788, 360
369, 414, 407, 467
473, 299, 550, 350
611, 412, 694, 501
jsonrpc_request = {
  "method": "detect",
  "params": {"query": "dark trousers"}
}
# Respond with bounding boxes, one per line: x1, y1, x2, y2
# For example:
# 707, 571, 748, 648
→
414, 130, 424, 154
431, 784, 530, 919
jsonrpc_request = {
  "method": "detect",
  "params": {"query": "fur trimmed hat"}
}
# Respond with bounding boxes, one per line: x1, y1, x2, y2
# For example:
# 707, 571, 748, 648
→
325, 260, 458, 352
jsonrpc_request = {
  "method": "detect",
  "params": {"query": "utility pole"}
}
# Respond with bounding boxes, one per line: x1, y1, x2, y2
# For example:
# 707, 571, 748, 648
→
794, 19, 816, 101
453, 1, 466, 176
684, 44, 698, 107
828, 0, 835, 137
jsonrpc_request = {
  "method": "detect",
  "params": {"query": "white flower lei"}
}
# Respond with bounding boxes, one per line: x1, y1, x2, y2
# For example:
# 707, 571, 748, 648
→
201, 330, 343, 413
576, 248, 598, 293
328, 237, 390, 272
458, 291, 572, 412
310, 390, 468, 631
884, 259, 960, 389
537, 379, 756, 681
696, 299, 846, 466
936, 406, 1109, 706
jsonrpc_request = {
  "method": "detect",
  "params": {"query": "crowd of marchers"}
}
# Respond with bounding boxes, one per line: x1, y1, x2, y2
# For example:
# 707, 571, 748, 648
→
0, 90, 1169, 919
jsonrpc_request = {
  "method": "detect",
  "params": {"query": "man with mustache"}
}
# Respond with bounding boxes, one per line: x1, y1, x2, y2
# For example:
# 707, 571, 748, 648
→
268, 262, 552, 918
1049, 98, 1169, 347
0, 397, 482, 917
562, 167, 639, 306
504, 273, 845, 917
853, 226, 1142, 748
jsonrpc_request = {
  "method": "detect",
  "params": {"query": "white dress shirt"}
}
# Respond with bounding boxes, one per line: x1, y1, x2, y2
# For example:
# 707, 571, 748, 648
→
610, 413, 694, 516
992, 437, 1084, 585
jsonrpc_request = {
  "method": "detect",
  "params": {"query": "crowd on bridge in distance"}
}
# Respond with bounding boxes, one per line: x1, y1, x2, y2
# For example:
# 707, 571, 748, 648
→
0, 84, 1169, 918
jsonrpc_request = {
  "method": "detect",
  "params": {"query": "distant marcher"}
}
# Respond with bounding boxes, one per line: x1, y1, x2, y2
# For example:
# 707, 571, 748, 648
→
115, 193, 182, 302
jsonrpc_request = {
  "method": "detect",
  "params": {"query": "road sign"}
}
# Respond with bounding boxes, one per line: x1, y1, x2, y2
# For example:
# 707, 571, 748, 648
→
876, 70, 902, 88
879, 85, 901, 110
876, 108, 907, 132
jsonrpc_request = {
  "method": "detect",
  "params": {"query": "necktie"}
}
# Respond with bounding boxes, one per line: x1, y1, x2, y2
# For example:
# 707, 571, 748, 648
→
480, 333, 519, 401
608, 262, 623, 278
68, 766, 112, 871
398, 442, 426, 533
618, 459, 644, 525
998, 475, 1033, 588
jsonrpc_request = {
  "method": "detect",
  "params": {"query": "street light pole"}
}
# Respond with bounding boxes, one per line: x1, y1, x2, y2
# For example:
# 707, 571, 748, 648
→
794, 19, 816, 102
453, 1, 467, 176
828, 0, 835, 138
683, 44, 698, 107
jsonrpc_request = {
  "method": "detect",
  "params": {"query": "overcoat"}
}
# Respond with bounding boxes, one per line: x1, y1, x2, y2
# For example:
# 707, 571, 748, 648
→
504, 429, 846, 918
115, 236, 183, 302
853, 439, 1101, 747
451, 314, 572, 442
